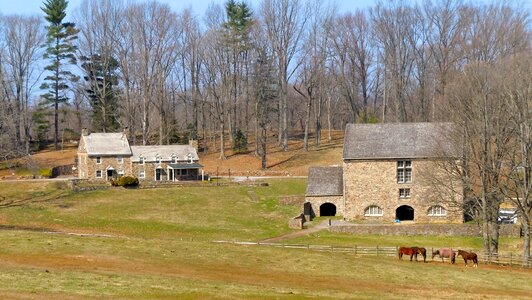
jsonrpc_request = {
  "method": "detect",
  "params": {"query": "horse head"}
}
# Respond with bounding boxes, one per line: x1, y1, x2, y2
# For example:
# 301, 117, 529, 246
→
431, 249, 439, 260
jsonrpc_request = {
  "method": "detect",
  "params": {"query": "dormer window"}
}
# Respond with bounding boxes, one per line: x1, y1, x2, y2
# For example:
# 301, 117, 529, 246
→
96, 157, 101, 164
187, 153, 193, 163
139, 156, 145, 164
156, 155, 161, 164
171, 155, 177, 164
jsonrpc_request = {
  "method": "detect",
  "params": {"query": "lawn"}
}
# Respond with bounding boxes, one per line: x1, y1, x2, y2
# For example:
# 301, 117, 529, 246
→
0, 179, 530, 299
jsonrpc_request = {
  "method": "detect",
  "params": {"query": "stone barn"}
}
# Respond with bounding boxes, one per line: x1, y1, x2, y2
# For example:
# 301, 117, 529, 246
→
306, 123, 463, 223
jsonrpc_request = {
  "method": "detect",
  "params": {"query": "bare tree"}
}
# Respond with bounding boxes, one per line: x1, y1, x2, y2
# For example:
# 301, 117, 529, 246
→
260, 0, 308, 151
2, 15, 45, 154
498, 53, 531, 266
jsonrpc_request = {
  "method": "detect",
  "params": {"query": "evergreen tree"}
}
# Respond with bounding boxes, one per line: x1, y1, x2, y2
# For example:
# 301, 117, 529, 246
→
40, 0, 79, 149
232, 129, 248, 153
254, 50, 278, 169
80, 54, 120, 132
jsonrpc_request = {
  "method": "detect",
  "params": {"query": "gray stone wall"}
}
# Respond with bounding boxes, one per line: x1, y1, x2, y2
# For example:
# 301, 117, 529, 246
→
304, 195, 343, 217
343, 159, 463, 223
330, 223, 521, 237
81, 156, 132, 180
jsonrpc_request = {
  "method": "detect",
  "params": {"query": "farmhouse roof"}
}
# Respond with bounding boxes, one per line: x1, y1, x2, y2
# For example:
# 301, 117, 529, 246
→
130, 145, 199, 162
306, 166, 343, 196
81, 132, 132, 156
343, 122, 458, 160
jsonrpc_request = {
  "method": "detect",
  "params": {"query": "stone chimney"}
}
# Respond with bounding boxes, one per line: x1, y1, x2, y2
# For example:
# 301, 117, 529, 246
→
82, 128, 89, 136
123, 127, 129, 138
189, 139, 198, 151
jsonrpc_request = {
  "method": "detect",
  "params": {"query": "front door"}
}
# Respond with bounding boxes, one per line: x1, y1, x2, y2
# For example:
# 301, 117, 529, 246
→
107, 169, 114, 181
155, 169, 162, 181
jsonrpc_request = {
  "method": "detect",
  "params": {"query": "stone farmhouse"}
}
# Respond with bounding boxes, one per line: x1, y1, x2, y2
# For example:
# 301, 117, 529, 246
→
305, 123, 463, 223
77, 128, 202, 182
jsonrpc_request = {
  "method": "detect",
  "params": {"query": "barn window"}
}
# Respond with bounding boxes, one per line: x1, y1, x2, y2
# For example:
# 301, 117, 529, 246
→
397, 160, 412, 183
139, 170, 145, 178
399, 188, 411, 198
365, 205, 383, 216
117, 156, 123, 164
428, 205, 447, 216
96, 156, 101, 164
96, 170, 102, 178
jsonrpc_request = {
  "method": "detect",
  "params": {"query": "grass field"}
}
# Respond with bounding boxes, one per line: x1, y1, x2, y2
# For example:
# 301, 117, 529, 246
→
0, 179, 530, 299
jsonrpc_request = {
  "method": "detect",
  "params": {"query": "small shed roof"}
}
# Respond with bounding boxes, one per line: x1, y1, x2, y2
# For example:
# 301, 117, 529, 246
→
130, 145, 199, 162
306, 166, 343, 196
82, 133, 132, 156
343, 123, 458, 160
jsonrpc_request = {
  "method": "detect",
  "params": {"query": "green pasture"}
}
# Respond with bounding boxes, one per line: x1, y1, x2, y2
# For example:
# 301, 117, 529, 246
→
0, 179, 530, 299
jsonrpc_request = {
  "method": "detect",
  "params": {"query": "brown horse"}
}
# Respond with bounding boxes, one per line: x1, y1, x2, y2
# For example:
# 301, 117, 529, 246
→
398, 247, 427, 262
432, 248, 456, 264
457, 250, 478, 267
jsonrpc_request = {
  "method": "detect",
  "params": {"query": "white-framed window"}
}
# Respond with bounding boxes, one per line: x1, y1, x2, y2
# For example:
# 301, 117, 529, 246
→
399, 188, 411, 198
428, 205, 447, 216
139, 156, 145, 164
96, 170, 102, 178
139, 170, 145, 178
156, 155, 161, 164
397, 160, 412, 183
171, 155, 177, 164
117, 156, 123, 164
96, 156, 102, 164
187, 153, 193, 163
364, 205, 383, 216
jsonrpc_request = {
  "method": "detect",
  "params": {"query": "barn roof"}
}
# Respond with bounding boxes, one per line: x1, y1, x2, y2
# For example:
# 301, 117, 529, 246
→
343, 123, 458, 160
81, 133, 132, 156
130, 145, 199, 162
306, 166, 343, 196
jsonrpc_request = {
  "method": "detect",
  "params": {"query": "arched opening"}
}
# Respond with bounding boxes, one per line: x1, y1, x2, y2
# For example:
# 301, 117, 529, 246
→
396, 205, 414, 221
320, 203, 336, 216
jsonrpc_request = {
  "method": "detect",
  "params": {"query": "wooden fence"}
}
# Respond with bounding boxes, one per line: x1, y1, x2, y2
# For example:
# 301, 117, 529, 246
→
212, 240, 532, 267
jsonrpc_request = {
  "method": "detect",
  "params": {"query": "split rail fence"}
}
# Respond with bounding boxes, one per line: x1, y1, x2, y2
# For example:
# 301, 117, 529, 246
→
212, 240, 532, 268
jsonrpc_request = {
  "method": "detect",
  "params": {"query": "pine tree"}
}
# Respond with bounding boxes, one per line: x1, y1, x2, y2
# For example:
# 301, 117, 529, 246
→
40, 0, 79, 149
80, 54, 120, 132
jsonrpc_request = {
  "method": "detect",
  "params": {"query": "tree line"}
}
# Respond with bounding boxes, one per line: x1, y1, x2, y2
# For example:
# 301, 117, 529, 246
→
0, 0, 530, 262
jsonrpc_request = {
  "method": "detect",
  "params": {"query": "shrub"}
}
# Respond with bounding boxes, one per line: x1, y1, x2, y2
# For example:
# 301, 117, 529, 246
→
39, 168, 53, 178
116, 176, 139, 187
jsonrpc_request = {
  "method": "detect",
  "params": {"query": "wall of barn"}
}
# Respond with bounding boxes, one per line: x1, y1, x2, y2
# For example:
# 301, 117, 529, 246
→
304, 195, 344, 218
343, 159, 463, 223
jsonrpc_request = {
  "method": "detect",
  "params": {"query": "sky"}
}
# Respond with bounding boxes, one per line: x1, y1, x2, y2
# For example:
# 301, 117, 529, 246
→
1, 0, 377, 17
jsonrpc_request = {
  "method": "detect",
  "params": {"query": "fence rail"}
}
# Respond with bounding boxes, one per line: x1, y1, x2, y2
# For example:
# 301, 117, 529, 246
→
212, 240, 531, 267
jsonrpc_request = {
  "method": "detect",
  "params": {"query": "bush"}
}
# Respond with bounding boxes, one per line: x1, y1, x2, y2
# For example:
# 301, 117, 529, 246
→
39, 168, 53, 178
112, 176, 139, 187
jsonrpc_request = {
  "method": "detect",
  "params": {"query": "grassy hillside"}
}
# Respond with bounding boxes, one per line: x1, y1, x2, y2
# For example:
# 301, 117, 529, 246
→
0, 180, 530, 299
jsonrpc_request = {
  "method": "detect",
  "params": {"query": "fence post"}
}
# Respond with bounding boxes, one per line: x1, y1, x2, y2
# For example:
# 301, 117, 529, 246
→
510, 252, 512, 267
355, 245, 357, 255
376, 245, 379, 256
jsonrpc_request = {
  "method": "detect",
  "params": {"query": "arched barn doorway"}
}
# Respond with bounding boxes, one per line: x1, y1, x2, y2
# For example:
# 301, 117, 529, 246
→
396, 205, 414, 221
320, 203, 336, 216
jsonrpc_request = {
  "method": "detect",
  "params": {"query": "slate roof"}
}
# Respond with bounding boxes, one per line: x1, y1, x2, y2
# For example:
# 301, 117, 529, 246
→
306, 166, 343, 196
81, 133, 132, 156
343, 123, 458, 160
130, 145, 199, 162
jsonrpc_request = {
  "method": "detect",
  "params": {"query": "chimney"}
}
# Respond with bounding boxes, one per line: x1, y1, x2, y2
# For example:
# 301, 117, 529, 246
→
123, 127, 129, 138
189, 139, 198, 151
82, 128, 89, 136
